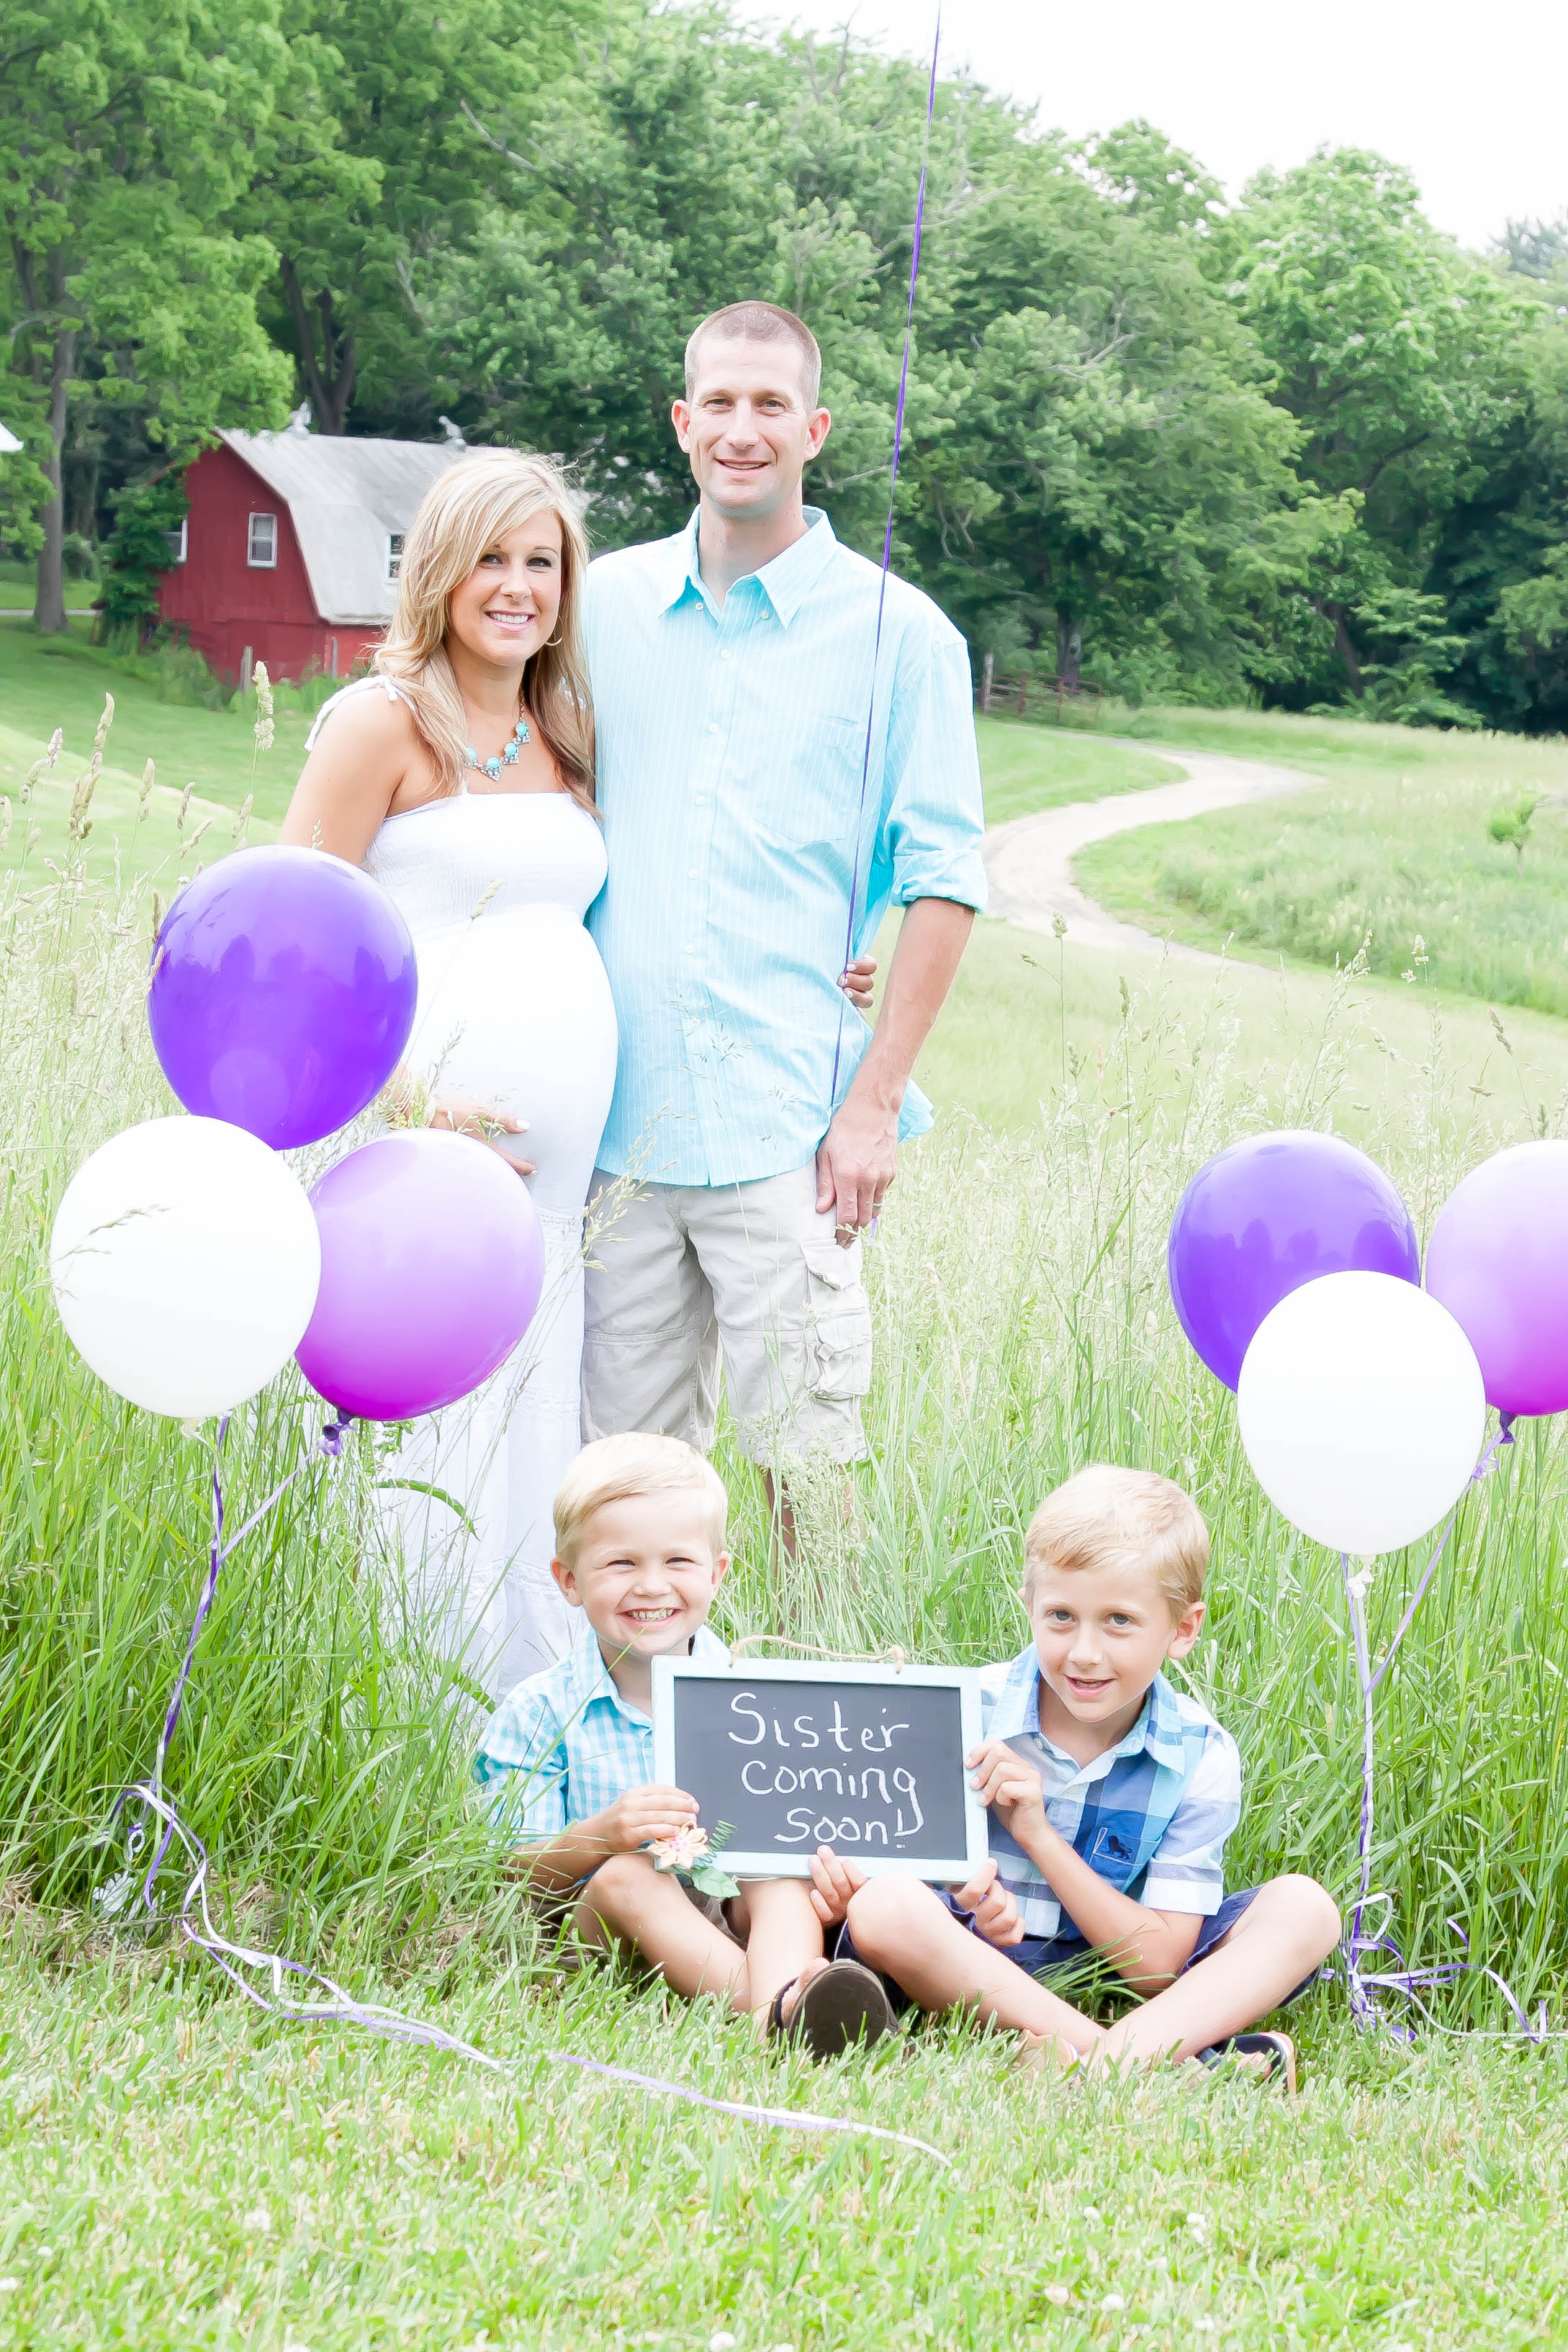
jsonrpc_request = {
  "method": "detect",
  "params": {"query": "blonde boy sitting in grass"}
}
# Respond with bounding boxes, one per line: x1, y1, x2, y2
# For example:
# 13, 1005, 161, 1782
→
474, 1434, 1002, 2055
809, 1467, 1343, 2089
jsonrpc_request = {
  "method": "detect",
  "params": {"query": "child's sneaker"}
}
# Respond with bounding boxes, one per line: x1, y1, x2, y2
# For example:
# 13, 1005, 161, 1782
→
1197, 2030, 1297, 2094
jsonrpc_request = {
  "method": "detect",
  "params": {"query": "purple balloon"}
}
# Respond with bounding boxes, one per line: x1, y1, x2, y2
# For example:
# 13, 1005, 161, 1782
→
1425, 1140, 1568, 1418
148, 847, 418, 1149
296, 1132, 544, 1420
1168, 1130, 1419, 1391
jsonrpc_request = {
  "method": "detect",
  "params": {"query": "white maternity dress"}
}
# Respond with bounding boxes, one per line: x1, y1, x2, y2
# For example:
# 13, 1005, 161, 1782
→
309, 682, 618, 1697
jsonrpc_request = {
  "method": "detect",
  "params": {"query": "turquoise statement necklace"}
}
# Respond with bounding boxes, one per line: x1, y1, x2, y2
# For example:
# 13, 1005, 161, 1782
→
463, 713, 531, 780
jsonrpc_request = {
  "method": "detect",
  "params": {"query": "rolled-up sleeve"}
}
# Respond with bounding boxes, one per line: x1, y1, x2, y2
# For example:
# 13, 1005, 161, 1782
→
883, 621, 988, 913
1140, 1731, 1243, 1916
474, 1689, 569, 1842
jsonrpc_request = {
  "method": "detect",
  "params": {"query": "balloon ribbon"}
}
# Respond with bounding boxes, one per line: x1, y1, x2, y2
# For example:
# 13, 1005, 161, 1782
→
826, 7, 942, 1118
1338, 1418, 1561, 2041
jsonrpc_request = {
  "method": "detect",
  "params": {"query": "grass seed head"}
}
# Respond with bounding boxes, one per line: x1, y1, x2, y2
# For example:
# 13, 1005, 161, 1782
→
21, 727, 63, 804
253, 660, 275, 752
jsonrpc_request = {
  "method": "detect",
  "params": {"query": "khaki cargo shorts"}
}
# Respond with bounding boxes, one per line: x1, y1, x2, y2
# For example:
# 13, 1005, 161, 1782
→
581, 1162, 873, 1466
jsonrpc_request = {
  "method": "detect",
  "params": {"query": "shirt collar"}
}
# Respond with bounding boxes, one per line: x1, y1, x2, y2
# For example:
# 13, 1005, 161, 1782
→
576, 1621, 731, 1724
990, 1646, 1187, 1773
657, 506, 839, 626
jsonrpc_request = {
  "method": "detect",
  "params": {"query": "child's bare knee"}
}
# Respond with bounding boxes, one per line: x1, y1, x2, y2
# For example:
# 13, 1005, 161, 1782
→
1268, 1873, 1342, 1952
585, 1850, 649, 1920
844, 1874, 932, 1959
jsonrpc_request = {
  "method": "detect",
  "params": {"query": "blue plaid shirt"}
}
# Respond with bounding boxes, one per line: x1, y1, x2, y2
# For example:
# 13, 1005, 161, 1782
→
474, 1626, 731, 1840
978, 1649, 1242, 1939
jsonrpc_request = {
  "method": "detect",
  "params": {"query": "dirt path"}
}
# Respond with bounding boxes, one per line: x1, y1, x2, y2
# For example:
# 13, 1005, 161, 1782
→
981, 743, 1316, 963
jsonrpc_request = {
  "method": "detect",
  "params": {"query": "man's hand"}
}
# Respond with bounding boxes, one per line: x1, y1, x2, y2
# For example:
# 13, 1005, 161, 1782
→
950, 1855, 1024, 1948
815, 1088, 898, 1244
808, 1845, 867, 1927
967, 1738, 1048, 1841
595, 1783, 700, 1857
839, 952, 877, 1014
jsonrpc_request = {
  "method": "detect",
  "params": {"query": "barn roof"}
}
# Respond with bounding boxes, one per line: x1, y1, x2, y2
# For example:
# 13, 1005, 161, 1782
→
219, 428, 466, 625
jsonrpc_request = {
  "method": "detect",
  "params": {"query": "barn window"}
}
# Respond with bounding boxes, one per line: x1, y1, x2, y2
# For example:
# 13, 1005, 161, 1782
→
386, 531, 405, 582
247, 513, 278, 568
166, 518, 187, 565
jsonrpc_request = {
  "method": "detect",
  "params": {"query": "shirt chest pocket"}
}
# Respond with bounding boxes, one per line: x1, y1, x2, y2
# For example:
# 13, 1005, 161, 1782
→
748, 712, 869, 852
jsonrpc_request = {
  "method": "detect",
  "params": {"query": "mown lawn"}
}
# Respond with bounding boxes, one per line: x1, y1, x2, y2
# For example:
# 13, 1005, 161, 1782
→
976, 714, 1176, 821
1077, 708, 1568, 1016
2, 1947, 1564, 2351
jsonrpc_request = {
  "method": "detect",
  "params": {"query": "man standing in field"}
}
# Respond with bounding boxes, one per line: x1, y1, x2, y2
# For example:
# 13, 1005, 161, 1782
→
580, 300, 986, 1520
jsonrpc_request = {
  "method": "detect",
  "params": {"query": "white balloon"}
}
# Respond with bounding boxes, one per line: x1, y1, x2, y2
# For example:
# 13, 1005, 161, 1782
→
50, 1116, 322, 1418
1237, 1270, 1486, 1556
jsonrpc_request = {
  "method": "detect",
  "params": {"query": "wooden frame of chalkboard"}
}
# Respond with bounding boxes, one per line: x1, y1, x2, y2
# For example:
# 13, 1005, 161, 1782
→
651, 1657, 988, 1881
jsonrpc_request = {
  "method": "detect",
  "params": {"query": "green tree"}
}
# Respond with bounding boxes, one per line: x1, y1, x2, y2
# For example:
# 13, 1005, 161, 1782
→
250, 0, 605, 437
96, 472, 189, 636
1222, 148, 1533, 709
906, 125, 1335, 696
1, 1, 293, 631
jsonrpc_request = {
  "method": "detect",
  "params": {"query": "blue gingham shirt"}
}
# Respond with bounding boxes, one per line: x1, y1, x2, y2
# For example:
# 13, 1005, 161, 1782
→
583, 508, 988, 1186
474, 1625, 731, 1839
978, 1649, 1242, 1940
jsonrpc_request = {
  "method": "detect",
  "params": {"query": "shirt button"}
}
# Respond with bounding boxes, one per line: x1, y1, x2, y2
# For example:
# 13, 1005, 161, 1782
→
684, 942, 695, 953
687, 867, 698, 879
707, 723, 718, 734
720, 650, 731, 661
694, 794, 707, 806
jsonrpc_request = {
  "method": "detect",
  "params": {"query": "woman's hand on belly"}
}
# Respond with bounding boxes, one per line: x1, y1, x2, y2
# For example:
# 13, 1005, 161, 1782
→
428, 1093, 536, 1176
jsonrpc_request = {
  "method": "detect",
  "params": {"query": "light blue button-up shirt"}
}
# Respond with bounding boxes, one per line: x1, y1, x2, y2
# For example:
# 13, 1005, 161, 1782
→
475, 1624, 732, 1841
583, 508, 988, 1187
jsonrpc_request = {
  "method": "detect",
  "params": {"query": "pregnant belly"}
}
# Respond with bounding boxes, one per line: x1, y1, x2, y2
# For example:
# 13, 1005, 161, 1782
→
405, 912, 618, 1216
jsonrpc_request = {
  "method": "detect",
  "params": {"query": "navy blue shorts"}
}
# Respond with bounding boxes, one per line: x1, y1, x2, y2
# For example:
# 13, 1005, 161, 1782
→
834, 1884, 1321, 2013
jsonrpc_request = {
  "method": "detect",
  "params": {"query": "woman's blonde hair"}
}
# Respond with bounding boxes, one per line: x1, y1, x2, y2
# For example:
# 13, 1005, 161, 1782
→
373, 449, 595, 814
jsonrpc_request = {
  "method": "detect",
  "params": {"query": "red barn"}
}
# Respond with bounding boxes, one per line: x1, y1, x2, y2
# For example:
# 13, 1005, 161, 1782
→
158, 418, 467, 684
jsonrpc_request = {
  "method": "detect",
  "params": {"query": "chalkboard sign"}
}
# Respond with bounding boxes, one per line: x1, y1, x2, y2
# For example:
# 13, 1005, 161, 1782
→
651, 1657, 987, 1880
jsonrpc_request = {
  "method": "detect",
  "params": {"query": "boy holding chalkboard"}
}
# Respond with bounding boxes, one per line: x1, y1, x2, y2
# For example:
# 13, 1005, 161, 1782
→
810, 1467, 1342, 2088
474, 1434, 936, 2055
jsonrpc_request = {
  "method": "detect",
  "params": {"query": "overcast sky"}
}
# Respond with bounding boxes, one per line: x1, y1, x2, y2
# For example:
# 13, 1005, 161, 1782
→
775, 0, 1567, 251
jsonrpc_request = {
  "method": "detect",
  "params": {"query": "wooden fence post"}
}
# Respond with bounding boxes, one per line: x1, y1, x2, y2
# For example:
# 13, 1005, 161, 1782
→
981, 650, 993, 713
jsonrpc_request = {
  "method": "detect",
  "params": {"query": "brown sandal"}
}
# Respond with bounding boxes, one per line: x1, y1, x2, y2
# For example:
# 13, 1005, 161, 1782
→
769, 1961, 899, 2058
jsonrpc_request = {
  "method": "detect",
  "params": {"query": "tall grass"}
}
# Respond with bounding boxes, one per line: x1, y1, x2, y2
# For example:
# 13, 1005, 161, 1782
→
1, 833, 1565, 2022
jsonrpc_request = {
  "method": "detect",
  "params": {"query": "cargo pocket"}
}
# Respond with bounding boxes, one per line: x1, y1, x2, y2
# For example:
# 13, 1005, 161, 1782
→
801, 1235, 874, 1402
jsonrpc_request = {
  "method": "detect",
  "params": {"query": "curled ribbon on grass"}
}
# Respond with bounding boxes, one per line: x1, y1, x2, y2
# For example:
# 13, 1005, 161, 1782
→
1338, 1418, 1565, 2043
126, 1779, 950, 2168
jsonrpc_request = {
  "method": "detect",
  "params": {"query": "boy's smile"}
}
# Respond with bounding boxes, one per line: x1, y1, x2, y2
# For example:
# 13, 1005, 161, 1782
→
553, 1491, 729, 1708
1026, 1559, 1204, 1763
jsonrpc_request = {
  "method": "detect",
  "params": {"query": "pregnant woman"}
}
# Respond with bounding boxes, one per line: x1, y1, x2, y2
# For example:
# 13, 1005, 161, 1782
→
281, 449, 616, 1695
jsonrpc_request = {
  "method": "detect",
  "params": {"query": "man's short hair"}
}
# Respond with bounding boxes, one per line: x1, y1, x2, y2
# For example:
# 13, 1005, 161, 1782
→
1022, 1466, 1210, 1617
683, 302, 823, 408
553, 1433, 729, 1570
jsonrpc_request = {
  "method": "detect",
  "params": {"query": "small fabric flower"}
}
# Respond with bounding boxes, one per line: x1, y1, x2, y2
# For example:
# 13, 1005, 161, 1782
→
649, 1825, 711, 1873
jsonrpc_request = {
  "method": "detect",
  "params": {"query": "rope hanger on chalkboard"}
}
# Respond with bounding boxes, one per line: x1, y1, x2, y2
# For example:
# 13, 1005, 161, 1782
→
728, 1634, 910, 1672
